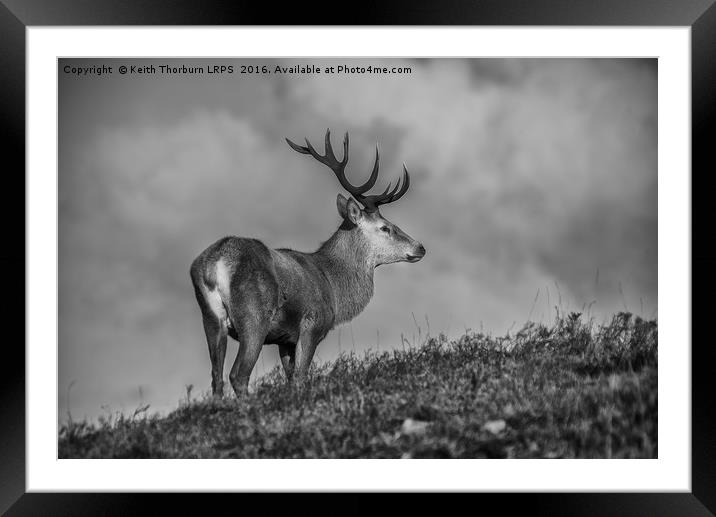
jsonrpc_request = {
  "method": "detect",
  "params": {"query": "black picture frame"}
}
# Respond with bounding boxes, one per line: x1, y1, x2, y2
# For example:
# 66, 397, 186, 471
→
2, 1, 713, 515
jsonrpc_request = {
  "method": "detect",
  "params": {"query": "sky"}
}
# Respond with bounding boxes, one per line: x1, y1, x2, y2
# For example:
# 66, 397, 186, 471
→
58, 58, 657, 421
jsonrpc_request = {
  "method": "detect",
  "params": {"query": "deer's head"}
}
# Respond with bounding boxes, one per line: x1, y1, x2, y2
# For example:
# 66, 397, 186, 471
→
287, 130, 426, 267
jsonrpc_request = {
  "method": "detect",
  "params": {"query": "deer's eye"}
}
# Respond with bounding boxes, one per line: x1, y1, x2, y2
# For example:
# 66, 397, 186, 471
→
380, 226, 390, 233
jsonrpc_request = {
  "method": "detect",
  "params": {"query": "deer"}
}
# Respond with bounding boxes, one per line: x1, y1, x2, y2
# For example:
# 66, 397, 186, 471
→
190, 129, 426, 398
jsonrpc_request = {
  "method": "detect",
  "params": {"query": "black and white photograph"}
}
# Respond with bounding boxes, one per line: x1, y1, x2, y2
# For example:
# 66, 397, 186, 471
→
58, 57, 657, 459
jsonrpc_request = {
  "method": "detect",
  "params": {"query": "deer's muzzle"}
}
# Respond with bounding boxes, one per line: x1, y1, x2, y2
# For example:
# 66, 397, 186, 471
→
406, 244, 426, 262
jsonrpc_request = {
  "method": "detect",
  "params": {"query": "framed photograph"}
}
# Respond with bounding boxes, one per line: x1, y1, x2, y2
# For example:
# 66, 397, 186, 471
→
3, 0, 713, 514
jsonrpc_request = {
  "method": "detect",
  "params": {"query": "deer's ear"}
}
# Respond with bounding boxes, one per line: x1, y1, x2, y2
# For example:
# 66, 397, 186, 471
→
336, 194, 349, 219
345, 197, 362, 224
337, 194, 362, 224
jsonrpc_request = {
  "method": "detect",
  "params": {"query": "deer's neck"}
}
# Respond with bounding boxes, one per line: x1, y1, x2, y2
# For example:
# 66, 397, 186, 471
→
315, 226, 375, 325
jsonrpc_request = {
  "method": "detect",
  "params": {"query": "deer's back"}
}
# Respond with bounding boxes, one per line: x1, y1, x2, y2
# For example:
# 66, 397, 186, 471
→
190, 236, 336, 345
191, 236, 274, 291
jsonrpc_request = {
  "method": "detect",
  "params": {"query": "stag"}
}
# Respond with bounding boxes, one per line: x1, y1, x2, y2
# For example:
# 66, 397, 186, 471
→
190, 129, 426, 397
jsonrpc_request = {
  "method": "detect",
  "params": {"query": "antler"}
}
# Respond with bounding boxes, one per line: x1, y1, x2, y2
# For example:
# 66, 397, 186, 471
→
286, 129, 410, 212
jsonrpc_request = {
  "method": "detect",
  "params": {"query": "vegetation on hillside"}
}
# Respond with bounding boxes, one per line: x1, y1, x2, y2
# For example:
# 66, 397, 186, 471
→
59, 312, 657, 459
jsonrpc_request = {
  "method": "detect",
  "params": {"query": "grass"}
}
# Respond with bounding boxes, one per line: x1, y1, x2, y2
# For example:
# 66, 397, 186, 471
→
59, 312, 657, 459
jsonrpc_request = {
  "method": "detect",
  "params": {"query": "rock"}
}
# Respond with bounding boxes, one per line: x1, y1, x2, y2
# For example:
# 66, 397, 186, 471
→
503, 404, 516, 417
482, 419, 507, 435
379, 431, 398, 444
400, 418, 429, 436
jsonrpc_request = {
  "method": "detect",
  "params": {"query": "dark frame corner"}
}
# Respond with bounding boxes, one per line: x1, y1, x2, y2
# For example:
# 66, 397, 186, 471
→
2, 0, 713, 514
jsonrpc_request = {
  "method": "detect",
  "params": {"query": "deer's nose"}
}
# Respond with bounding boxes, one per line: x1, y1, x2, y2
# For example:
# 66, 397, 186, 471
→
416, 244, 426, 257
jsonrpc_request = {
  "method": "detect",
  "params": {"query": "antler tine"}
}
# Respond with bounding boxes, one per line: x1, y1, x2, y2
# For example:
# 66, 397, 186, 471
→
304, 138, 322, 160
385, 178, 403, 199
285, 137, 311, 155
322, 129, 347, 166
360, 163, 411, 210
323, 129, 335, 162
387, 164, 410, 202
342, 132, 349, 166
355, 144, 380, 194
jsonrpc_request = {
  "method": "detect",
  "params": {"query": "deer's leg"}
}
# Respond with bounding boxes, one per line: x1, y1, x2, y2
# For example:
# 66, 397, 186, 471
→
192, 278, 229, 398
278, 344, 296, 382
202, 315, 228, 397
226, 266, 278, 397
293, 320, 320, 386
227, 294, 272, 397
228, 331, 264, 397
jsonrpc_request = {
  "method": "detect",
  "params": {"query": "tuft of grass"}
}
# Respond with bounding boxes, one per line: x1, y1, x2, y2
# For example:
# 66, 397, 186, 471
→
59, 312, 657, 459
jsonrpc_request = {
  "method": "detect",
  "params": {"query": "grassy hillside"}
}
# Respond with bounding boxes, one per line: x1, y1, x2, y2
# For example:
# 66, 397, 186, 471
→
59, 312, 657, 459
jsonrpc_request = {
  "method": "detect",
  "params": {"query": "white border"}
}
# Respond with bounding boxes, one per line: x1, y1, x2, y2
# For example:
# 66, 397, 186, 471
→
27, 27, 690, 492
